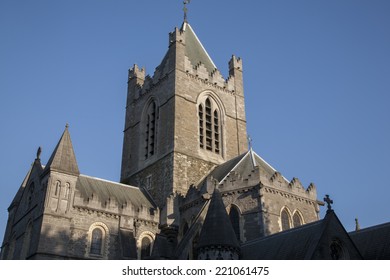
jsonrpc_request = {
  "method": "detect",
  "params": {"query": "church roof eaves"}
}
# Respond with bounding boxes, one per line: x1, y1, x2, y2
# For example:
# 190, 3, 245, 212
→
76, 174, 156, 209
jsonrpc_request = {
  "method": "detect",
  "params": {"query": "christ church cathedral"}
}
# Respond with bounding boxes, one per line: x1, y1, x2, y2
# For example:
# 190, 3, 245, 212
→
1, 8, 389, 260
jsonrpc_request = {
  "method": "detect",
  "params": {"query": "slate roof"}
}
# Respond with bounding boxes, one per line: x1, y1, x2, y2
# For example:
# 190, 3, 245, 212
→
201, 149, 286, 187
349, 222, 390, 259
181, 22, 217, 74
197, 189, 240, 250
76, 175, 155, 208
43, 125, 79, 176
241, 218, 325, 259
241, 210, 364, 260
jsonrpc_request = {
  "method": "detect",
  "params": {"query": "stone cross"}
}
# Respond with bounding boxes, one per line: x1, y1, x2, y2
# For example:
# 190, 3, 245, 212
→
324, 194, 333, 211
183, 0, 191, 22
247, 135, 253, 150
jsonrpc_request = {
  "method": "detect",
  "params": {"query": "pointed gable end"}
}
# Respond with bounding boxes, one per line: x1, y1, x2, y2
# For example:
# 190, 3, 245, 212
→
43, 125, 80, 176
181, 22, 217, 74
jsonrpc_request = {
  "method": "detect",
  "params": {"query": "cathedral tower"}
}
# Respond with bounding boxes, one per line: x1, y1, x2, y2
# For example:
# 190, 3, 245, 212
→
121, 21, 248, 207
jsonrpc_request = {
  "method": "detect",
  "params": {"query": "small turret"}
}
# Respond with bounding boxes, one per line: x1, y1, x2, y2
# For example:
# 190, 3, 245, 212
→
127, 64, 145, 104
228, 55, 243, 96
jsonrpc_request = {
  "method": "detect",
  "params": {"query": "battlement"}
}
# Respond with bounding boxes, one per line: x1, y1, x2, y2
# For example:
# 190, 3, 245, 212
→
128, 64, 145, 81
219, 168, 260, 193
184, 56, 241, 93
229, 55, 243, 73
268, 171, 317, 199
169, 27, 185, 47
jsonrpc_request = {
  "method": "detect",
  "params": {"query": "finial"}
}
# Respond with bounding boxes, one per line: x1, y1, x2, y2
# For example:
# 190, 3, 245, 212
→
65, 123, 69, 129
247, 135, 253, 150
324, 194, 333, 212
183, 0, 191, 22
355, 218, 360, 231
36, 146, 42, 160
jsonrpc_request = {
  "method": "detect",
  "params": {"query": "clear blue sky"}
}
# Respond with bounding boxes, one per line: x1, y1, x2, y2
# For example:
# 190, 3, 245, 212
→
1, 1, 389, 244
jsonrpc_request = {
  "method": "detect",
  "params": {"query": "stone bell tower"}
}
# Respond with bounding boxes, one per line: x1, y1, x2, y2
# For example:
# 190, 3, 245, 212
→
120, 20, 248, 208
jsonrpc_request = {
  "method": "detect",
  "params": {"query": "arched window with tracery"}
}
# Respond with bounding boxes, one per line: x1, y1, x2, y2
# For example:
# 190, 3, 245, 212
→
293, 212, 303, 228
229, 205, 240, 242
144, 101, 157, 159
198, 96, 221, 154
281, 208, 291, 231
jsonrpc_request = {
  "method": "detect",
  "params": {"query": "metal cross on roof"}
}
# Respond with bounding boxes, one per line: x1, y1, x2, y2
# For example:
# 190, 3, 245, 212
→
183, 0, 191, 22
324, 194, 333, 212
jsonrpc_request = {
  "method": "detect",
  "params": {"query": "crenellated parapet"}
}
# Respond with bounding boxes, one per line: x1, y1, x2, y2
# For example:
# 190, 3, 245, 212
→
219, 167, 260, 193
183, 55, 243, 94
265, 171, 317, 200
128, 64, 145, 82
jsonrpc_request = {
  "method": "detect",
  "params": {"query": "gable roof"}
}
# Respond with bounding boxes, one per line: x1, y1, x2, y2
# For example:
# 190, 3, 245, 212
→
76, 175, 155, 209
43, 125, 79, 176
201, 149, 286, 187
181, 22, 217, 74
10, 157, 43, 209
349, 222, 390, 259
241, 211, 363, 260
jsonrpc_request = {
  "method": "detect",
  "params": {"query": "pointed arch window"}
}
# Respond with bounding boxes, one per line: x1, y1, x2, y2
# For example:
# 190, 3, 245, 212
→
229, 206, 240, 242
198, 97, 221, 154
145, 101, 157, 159
281, 208, 291, 231
293, 212, 303, 227
198, 104, 204, 149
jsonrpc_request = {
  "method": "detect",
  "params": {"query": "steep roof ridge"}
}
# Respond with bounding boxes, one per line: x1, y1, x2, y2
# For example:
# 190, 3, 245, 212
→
251, 150, 289, 183
219, 150, 251, 184
197, 188, 240, 251
181, 22, 217, 74
43, 125, 79, 176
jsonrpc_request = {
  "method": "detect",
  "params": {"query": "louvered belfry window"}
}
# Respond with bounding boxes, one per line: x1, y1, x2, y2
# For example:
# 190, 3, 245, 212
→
198, 97, 221, 154
145, 102, 156, 159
